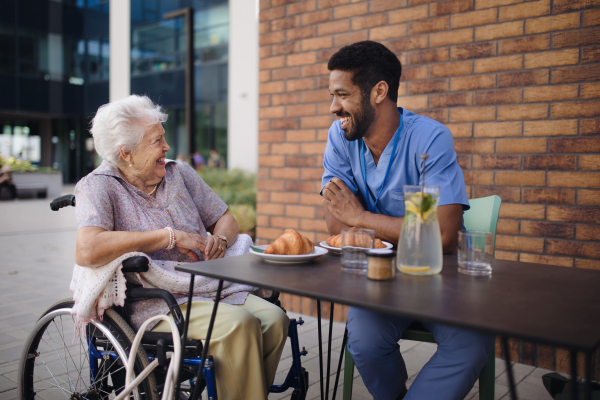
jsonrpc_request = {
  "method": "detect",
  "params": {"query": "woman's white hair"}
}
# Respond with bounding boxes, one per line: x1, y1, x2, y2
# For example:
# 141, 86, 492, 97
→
90, 95, 168, 167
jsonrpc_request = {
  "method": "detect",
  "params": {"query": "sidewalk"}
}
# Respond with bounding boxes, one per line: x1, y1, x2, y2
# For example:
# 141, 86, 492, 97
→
0, 190, 555, 399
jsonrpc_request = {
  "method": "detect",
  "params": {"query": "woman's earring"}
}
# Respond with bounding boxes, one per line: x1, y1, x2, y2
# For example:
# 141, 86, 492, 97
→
129, 164, 132, 167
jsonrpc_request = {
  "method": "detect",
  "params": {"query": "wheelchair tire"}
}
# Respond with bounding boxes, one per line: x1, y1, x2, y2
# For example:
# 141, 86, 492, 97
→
18, 298, 159, 400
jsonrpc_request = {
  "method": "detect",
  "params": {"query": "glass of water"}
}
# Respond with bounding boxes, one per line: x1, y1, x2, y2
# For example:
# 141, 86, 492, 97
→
457, 231, 493, 276
341, 228, 375, 275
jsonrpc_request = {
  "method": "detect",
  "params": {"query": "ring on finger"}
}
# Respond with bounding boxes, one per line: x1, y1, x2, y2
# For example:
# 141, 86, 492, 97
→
219, 246, 224, 251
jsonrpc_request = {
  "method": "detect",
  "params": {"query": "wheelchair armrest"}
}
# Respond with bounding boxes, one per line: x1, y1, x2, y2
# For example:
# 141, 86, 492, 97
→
126, 287, 185, 335
50, 195, 76, 211
122, 256, 149, 273
264, 291, 280, 304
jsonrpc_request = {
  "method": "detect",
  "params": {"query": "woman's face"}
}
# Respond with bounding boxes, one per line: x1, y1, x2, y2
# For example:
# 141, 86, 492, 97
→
128, 123, 170, 183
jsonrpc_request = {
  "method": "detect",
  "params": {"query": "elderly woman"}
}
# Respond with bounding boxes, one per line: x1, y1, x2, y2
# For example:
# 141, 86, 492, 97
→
75, 95, 288, 400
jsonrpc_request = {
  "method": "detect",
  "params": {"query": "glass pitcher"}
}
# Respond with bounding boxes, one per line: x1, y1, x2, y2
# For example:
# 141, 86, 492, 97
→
397, 185, 443, 275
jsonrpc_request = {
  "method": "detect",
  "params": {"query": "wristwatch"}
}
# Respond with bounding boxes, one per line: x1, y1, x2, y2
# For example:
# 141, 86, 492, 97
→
215, 233, 229, 249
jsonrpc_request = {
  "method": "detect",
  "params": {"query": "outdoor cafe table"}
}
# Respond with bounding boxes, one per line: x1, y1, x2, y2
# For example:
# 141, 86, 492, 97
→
175, 252, 600, 400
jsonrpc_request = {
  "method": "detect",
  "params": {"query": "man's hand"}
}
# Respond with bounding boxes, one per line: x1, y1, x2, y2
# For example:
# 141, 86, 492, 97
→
322, 178, 366, 227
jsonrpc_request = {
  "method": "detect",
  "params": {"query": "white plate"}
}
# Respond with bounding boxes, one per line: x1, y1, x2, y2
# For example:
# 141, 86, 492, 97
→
249, 245, 329, 264
319, 240, 393, 254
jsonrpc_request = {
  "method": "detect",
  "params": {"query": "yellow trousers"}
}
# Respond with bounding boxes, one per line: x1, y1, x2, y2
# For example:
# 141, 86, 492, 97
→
152, 294, 289, 400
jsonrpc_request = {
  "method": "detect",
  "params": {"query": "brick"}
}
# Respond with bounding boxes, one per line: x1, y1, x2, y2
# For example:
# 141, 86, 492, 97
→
408, 48, 449, 65
576, 224, 600, 241
497, 138, 547, 153
256, 226, 285, 240
474, 89, 522, 106
554, 27, 600, 49
271, 191, 300, 204
583, 46, 600, 64
520, 253, 574, 268
549, 206, 600, 224
430, 93, 472, 108
302, 9, 331, 25
524, 120, 578, 137
301, 167, 325, 180
581, 119, 600, 135
397, 95, 429, 110
257, 203, 285, 215
257, 178, 286, 191
351, 14, 387, 30
430, 28, 473, 47
260, 56, 286, 70
287, 155, 317, 167
472, 186, 521, 202
548, 172, 600, 188
409, 17, 450, 35
446, 123, 473, 138
524, 49, 579, 69
496, 235, 544, 253
550, 138, 600, 154
495, 171, 546, 186
525, 13, 581, 35
370, 0, 406, 12
547, 239, 600, 259
580, 155, 600, 171
430, 61, 473, 78
473, 155, 521, 169
419, 109, 449, 123
272, 118, 300, 129
499, 34, 550, 55
287, 0, 316, 15
317, 20, 349, 36
271, 216, 300, 229
523, 85, 579, 103
260, 81, 285, 94
259, 70, 271, 83
454, 139, 495, 153
523, 155, 577, 170
553, 65, 600, 85
450, 107, 496, 122
407, 79, 449, 95
260, 31, 286, 46
286, 78, 316, 92
475, 21, 523, 41
259, 45, 271, 58
317, 76, 329, 89
578, 190, 600, 206
475, 0, 520, 9
333, 2, 367, 19
499, 0, 550, 21
584, 9, 600, 26
259, 106, 286, 119
496, 218, 519, 234
521, 221, 575, 239
451, 74, 496, 91
260, 7, 285, 22
285, 180, 316, 192
451, 42, 496, 60
334, 30, 369, 47
301, 142, 327, 154
259, 120, 270, 130
318, 0, 350, 7
389, 5, 428, 24
271, 93, 300, 105
287, 26, 317, 41
522, 188, 575, 204
286, 205, 315, 218
258, 143, 270, 155
402, 66, 428, 81
456, 154, 471, 169
287, 104, 316, 117
431, 0, 473, 16
499, 203, 546, 219
301, 89, 330, 103
287, 130, 316, 142
576, 259, 600, 270
474, 55, 523, 73
300, 116, 331, 129
496, 250, 519, 261
474, 121, 521, 137
554, 0, 600, 13
259, 0, 271, 10
256, 214, 270, 226
300, 218, 329, 232
451, 8, 497, 29
497, 104, 548, 121
582, 83, 600, 100
287, 52, 317, 67
463, 170, 495, 184
369, 24, 408, 41
552, 101, 600, 119
259, 130, 285, 142
301, 37, 333, 52
272, 16, 298, 31
498, 70, 549, 88
389, 35, 429, 52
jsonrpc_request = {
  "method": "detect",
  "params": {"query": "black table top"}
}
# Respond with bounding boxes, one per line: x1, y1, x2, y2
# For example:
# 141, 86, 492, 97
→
176, 253, 600, 351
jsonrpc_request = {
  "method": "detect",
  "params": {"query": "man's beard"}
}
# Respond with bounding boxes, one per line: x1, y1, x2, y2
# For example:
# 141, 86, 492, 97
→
340, 90, 375, 142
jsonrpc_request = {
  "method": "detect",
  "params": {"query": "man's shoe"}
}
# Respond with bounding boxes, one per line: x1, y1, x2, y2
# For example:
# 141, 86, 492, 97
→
396, 385, 408, 400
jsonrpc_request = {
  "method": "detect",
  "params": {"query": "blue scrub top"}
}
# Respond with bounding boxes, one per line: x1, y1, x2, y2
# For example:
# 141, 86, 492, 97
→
321, 108, 469, 218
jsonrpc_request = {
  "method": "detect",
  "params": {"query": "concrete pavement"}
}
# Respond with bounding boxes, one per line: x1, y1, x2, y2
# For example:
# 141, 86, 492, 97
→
0, 190, 555, 399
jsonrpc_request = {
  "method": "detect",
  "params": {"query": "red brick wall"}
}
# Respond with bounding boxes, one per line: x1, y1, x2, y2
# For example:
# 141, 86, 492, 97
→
257, 0, 600, 375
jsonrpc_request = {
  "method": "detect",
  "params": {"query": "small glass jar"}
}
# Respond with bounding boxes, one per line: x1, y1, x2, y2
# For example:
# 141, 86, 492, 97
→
366, 249, 396, 281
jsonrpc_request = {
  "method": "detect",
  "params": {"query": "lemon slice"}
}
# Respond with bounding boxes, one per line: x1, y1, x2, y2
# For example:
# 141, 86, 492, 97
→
400, 266, 431, 273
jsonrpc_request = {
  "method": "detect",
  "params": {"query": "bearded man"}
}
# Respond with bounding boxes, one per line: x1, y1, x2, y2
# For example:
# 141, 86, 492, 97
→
320, 41, 495, 400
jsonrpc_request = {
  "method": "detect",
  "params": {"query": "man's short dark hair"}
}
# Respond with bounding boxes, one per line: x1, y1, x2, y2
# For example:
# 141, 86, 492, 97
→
328, 41, 402, 101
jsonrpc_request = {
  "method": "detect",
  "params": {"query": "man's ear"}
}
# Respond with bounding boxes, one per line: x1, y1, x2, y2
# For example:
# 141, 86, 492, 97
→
373, 81, 389, 104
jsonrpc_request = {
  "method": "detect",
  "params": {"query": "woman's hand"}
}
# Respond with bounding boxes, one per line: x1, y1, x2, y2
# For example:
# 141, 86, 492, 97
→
173, 230, 206, 262
204, 235, 226, 260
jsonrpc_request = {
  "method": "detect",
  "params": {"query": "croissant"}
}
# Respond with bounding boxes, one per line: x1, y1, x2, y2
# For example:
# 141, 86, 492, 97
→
326, 232, 386, 248
265, 229, 314, 255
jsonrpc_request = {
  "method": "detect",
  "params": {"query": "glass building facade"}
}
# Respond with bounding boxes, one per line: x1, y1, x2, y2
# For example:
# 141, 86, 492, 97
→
0, 0, 229, 183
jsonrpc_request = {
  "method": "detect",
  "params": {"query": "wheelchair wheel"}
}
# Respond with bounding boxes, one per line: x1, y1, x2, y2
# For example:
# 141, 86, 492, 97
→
18, 299, 158, 400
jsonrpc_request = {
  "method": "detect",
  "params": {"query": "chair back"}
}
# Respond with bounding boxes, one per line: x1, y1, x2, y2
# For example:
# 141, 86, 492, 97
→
463, 195, 502, 257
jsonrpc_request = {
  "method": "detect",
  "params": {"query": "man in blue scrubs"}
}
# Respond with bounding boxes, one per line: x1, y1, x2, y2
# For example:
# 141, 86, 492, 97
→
321, 41, 494, 400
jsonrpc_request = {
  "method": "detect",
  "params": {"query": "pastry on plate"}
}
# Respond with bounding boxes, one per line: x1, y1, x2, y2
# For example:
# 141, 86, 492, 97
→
326, 232, 386, 248
265, 229, 315, 255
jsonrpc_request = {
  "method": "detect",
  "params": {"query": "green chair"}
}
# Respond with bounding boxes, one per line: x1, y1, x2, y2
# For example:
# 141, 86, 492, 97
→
343, 195, 502, 400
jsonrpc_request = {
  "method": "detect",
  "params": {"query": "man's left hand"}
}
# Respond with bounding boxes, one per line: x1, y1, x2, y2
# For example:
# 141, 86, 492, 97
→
322, 177, 366, 227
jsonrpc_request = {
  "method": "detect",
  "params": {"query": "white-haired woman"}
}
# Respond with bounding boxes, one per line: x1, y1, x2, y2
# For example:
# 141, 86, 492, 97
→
74, 95, 288, 400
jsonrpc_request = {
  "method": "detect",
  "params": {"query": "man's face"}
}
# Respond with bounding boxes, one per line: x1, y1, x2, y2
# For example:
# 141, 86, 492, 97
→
329, 70, 375, 141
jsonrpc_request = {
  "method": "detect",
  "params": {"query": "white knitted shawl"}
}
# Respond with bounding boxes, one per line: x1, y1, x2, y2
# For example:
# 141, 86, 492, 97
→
70, 234, 257, 336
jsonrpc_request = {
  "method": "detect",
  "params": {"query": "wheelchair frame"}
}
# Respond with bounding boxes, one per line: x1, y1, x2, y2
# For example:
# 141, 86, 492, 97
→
18, 195, 310, 400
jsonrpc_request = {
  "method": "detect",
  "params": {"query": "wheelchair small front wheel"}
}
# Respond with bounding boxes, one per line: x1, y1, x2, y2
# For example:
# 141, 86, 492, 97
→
18, 299, 158, 400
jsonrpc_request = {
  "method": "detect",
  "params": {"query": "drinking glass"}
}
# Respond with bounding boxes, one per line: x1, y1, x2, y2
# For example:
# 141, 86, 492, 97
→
397, 185, 443, 275
458, 231, 493, 276
341, 228, 374, 275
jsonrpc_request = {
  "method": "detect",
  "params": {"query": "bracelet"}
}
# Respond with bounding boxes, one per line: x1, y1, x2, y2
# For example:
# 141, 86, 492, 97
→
165, 227, 176, 250
216, 233, 229, 249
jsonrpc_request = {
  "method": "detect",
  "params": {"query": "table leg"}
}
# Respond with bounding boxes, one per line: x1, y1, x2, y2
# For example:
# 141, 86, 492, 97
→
501, 336, 518, 400
190, 279, 224, 400
585, 351, 592, 400
317, 299, 324, 400
331, 327, 348, 400
175, 274, 195, 400
571, 349, 579, 400
325, 302, 334, 400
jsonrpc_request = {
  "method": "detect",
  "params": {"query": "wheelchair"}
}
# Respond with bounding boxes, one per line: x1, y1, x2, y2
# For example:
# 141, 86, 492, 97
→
17, 195, 310, 400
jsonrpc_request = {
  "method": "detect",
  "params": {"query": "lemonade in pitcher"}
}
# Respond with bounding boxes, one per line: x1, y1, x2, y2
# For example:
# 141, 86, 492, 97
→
397, 185, 443, 275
